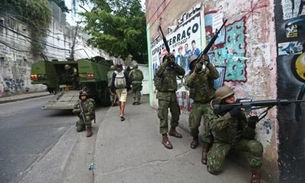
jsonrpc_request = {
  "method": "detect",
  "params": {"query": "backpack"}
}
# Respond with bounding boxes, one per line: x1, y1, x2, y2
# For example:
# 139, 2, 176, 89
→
114, 70, 126, 89
131, 69, 143, 81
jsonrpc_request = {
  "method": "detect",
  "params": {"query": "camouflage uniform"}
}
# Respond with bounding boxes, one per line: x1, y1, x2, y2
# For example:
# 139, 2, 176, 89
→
107, 65, 117, 106
206, 110, 263, 175
184, 63, 219, 143
128, 64, 144, 105
156, 54, 185, 149
207, 86, 263, 183
64, 64, 78, 88
184, 55, 219, 164
72, 91, 95, 137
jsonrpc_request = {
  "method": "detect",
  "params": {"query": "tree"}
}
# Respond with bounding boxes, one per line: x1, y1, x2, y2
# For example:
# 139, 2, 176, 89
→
78, 0, 147, 64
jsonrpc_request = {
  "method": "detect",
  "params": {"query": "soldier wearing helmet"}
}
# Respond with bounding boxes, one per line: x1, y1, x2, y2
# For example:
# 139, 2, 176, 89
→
184, 54, 219, 165
107, 65, 118, 106
64, 64, 78, 88
72, 91, 96, 137
155, 52, 185, 149
206, 86, 263, 183
128, 62, 144, 105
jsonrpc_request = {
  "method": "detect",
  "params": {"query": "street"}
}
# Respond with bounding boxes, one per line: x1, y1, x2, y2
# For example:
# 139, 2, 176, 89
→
0, 96, 108, 183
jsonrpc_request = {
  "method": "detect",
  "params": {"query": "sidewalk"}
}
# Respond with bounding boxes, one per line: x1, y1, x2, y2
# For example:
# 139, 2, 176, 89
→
94, 95, 267, 183
0, 91, 51, 104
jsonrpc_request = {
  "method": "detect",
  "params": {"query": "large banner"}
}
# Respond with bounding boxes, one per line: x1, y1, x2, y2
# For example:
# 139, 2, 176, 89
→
151, 5, 203, 79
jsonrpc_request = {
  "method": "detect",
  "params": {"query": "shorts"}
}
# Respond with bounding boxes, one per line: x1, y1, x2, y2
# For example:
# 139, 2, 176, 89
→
116, 88, 127, 102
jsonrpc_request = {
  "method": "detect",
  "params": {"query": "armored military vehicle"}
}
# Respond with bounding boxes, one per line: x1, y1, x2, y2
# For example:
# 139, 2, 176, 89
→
30, 56, 112, 109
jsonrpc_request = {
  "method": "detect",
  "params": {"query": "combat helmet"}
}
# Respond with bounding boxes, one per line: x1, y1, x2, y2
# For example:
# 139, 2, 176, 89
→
110, 65, 116, 70
214, 86, 234, 104
64, 64, 71, 70
133, 63, 138, 69
79, 91, 88, 99
189, 55, 199, 70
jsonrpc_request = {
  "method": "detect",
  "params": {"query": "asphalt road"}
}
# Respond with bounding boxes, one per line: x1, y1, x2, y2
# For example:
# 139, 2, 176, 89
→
0, 96, 107, 183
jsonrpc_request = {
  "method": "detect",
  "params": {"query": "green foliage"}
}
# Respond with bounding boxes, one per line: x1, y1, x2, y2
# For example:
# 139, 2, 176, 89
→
0, 0, 52, 56
80, 0, 147, 64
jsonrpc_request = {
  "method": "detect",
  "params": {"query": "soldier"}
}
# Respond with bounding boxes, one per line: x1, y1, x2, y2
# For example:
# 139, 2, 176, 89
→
207, 86, 263, 183
184, 54, 219, 164
128, 63, 144, 105
64, 64, 78, 88
72, 91, 96, 137
107, 65, 118, 106
155, 53, 185, 149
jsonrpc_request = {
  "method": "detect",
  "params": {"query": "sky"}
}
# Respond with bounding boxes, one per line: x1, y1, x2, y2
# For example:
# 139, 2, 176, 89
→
65, 0, 145, 26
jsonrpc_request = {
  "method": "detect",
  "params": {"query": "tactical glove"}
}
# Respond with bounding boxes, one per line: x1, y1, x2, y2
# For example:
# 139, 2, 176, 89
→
248, 116, 259, 129
168, 62, 175, 69
202, 54, 210, 64
228, 106, 242, 118
194, 63, 203, 73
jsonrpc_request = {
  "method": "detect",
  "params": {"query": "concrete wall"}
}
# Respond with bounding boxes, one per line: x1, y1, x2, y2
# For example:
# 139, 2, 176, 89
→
0, 3, 116, 97
145, 0, 302, 182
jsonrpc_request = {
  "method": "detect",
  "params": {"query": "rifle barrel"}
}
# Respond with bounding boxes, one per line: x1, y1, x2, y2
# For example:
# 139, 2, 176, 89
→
159, 25, 170, 53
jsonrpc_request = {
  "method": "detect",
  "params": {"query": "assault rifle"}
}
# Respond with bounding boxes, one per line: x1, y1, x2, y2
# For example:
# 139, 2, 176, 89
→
197, 19, 228, 62
158, 25, 170, 53
212, 98, 305, 122
79, 100, 87, 124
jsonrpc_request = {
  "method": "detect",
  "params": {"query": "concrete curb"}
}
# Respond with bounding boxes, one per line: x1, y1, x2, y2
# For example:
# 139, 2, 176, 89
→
0, 92, 51, 104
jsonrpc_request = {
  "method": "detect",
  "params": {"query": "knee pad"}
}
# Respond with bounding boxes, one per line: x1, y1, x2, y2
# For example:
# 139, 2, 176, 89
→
248, 140, 263, 156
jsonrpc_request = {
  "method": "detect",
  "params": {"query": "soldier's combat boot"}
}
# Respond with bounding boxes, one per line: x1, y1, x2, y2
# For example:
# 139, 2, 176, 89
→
162, 134, 173, 149
250, 169, 261, 183
190, 136, 199, 149
201, 142, 211, 165
86, 126, 93, 137
168, 127, 182, 138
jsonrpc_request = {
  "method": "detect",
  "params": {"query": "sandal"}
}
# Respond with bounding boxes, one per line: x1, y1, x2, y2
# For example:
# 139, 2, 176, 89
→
120, 116, 125, 121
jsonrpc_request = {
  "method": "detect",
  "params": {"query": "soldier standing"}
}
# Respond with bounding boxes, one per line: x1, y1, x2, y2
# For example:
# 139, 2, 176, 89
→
184, 54, 219, 164
64, 64, 78, 88
128, 63, 144, 105
155, 53, 185, 149
107, 65, 118, 106
72, 91, 96, 137
206, 86, 263, 183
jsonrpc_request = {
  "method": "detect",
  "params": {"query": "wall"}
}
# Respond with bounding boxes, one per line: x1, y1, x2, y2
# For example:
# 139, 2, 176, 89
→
146, 0, 282, 182
0, 2, 114, 97
274, 0, 305, 182
138, 64, 149, 95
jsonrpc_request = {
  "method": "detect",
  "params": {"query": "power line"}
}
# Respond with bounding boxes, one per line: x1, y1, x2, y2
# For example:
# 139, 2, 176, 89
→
0, 40, 29, 52
0, 23, 71, 51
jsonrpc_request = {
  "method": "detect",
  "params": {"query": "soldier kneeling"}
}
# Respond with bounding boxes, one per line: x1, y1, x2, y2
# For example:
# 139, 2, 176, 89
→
72, 91, 96, 137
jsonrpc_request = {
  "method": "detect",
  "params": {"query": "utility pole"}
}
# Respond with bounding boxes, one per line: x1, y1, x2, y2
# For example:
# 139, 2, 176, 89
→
70, 23, 79, 60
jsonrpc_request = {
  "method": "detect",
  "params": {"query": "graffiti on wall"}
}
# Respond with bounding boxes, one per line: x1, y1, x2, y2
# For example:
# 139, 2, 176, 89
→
205, 13, 247, 81
0, 45, 29, 96
275, 0, 305, 182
